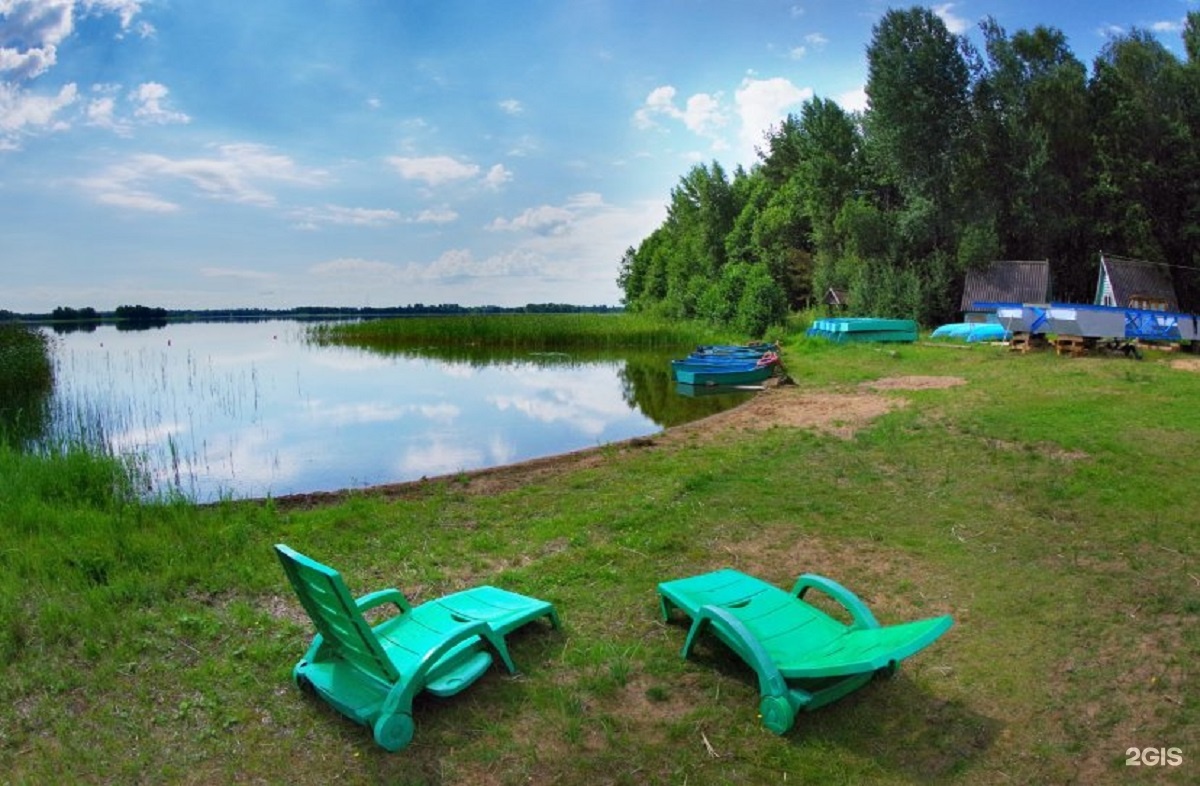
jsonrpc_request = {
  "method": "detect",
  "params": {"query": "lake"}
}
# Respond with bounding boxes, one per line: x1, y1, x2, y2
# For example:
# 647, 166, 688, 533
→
41, 320, 751, 501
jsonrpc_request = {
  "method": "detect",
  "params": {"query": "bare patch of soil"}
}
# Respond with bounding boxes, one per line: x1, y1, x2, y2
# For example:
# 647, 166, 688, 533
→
861, 375, 968, 391
1169, 358, 1200, 372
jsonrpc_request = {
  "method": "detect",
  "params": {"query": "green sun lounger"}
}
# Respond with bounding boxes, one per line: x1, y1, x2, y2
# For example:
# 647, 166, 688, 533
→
658, 568, 952, 735
275, 544, 560, 751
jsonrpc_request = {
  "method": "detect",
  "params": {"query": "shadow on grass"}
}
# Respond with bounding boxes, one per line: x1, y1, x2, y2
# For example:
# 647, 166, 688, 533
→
686, 642, 1002, 782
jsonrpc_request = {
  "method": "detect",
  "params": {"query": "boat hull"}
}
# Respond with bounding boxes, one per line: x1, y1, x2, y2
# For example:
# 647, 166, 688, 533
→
673, 364, 775, 386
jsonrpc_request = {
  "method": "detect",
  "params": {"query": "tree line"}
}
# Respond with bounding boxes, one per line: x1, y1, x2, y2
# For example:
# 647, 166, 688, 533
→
618, 7, 1200, 332
16, 303, 623, 324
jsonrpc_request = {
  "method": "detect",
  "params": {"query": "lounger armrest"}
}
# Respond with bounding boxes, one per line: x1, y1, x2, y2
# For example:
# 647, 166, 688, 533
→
685, 604, 789, 701
790, 574, 880, 630
386, 620, 505, 712
356, 588, 413, 615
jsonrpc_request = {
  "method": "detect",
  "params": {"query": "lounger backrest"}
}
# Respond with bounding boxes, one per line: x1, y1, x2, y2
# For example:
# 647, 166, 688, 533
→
275, 544, 400, 684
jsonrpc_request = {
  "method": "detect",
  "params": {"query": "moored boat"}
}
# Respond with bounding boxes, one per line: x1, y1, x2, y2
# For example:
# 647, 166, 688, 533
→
670, 350, 779, 385
673, 363, 777, 386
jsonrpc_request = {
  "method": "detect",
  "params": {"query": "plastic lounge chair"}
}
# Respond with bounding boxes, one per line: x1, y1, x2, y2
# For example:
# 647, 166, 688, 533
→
658, 568, 952, 735
275, 543, 560, 751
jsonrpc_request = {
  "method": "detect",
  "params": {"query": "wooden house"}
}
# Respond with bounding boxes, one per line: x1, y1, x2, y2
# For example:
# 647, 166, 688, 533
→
960, 260, 1052, 322
823, 287, 850, 314
1094, 253, 1178, 312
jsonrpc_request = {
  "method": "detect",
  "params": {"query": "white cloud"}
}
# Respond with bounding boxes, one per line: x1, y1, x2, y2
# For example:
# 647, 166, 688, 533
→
931, 3, 970, 35
484, 163, 512, 189
0, 0, 152, 146
735, 76, 810, 159
0, 80, 78, 134
81, 143, 327, 210
681, 92, 725, 135
293, 204, 402, 227
1150, 19, 1184, 34
633, 84, 728, 140
130, 82, 189, 124
488, 204, 574, 235
413, 207, 458, 224
0, 0, 75, 80
421, 247, 548, 280
85, 0, 145, 31
386, 155, 480, 185
789, 46, 807, 60
84, 95, 119, 130
498, 98, 523, 115
837, 85, 868, 113
567, 192, 604, 209
805, 32, 829, 46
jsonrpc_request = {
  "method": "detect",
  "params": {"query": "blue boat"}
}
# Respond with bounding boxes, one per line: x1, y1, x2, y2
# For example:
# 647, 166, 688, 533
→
671, 350, 779, 385
690, 342, 778, 358
673, 363, 776, 386
930, 322, 1012, 343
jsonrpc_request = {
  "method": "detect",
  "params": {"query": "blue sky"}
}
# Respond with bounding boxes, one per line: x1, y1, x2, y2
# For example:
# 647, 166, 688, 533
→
2, 1, 1195, 312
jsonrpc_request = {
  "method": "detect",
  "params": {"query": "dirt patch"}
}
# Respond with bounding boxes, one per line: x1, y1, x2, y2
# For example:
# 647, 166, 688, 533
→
273, 377, 960, 509
861, 375, 968, 391
1169, 358, 1200, 372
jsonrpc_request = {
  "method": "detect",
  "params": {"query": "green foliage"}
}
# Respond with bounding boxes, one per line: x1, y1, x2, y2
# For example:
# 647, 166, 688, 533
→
619, 9, 1200, 326
0, 324, 54, 444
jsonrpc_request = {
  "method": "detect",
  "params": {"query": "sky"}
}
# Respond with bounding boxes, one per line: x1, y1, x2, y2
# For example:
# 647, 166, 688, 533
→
2, 1, 1196, 312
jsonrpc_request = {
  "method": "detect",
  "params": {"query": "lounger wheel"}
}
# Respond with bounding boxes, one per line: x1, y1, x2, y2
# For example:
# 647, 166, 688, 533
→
374, 712, 415, 752
758, 695, 796, 735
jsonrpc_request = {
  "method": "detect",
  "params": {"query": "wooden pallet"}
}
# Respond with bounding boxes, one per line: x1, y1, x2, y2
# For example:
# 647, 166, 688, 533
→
1054, 335, 1093, 357
1009, 332, 1047, 353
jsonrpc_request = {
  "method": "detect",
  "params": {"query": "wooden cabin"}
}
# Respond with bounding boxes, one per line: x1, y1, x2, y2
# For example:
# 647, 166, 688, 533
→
960, 260, 1052, 322
1094, 253, 1179, 312
823, 287, 850, 314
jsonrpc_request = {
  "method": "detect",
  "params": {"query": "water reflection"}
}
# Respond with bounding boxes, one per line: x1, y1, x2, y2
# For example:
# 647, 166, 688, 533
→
43, 320, 752, 501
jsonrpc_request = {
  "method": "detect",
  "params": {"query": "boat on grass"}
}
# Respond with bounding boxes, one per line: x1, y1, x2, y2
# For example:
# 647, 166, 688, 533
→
930, 322, 1012, 343
806, 317, 917, 343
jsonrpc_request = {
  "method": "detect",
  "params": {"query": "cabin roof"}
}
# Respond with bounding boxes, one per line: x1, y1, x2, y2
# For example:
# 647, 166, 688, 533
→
1098, 254, 1179, 310
824, 287, 849, 306
961, 260, 1051, 311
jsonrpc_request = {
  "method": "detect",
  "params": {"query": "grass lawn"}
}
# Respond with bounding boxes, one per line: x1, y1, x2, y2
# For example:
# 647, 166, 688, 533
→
2, 335, 1197, 784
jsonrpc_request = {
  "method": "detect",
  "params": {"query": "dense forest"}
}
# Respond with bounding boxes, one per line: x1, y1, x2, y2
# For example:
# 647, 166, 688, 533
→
618, 7, 1200, 333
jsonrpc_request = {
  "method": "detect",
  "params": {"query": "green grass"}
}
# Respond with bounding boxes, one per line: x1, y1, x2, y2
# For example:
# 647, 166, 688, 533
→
1, 335, 1197, 784
309, 312, 739, 352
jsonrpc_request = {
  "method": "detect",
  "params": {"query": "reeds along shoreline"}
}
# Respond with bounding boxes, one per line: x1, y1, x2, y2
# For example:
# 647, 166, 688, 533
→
0, 324, 55, 444
0, 324, 53, 395
308, 313, 734, 351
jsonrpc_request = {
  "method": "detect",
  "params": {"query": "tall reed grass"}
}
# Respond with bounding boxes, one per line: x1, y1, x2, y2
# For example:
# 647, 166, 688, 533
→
309, 313, 736, 352
0, 324, 53, 443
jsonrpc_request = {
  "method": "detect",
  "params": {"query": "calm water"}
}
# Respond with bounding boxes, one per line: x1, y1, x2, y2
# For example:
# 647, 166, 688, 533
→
43, 320, 750, 501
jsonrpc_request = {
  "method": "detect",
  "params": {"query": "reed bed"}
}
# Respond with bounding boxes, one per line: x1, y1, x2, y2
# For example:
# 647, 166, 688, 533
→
309, 312, 735, 352
0, 324, 54, 443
